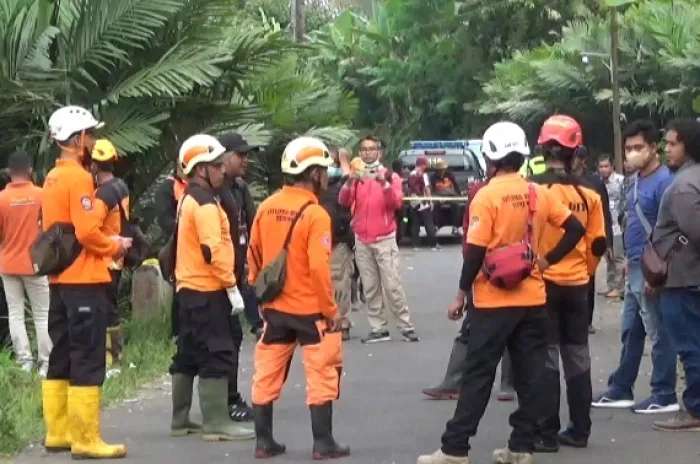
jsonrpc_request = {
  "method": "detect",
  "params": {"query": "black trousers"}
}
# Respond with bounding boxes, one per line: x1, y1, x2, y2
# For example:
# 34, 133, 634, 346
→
410, 207, 437, 247
441, 305, 549, 456
538, 281, 592, 441
447, 203, 460, 227
456, 309, 514, 389
47, 284, 109, 386
227, 313, 244, 404
170, 287, 179, 337
106, 270, 122, 328
241, 284, 263, 332
169, 289, 236, 379
587, 277, 595, 326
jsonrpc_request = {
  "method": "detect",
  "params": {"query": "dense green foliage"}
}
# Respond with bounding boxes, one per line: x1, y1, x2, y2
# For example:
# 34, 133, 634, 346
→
480, 0, 700, 150
0, 0, 357, 222
308, 0, 602, 155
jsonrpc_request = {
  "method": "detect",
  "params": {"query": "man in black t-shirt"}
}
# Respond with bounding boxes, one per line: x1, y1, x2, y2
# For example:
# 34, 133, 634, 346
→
218, 132, 262, 423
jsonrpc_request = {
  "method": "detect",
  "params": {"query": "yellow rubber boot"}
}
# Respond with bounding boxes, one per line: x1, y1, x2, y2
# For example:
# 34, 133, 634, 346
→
68, 386, 127, 459
42, 379, 72, 452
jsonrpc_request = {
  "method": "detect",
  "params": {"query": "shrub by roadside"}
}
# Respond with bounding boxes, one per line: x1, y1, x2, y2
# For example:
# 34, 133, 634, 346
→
0, 309, 174, 457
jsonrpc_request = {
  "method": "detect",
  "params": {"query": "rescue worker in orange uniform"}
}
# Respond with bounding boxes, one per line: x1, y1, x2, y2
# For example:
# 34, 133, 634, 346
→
90, 139, 129, 374
418, 121, 585, 464
169, 134, 255, 442
248, 137, 349, 460
430, 158, 462, 235
41, 106, 132, 459
529, 115, 607, 452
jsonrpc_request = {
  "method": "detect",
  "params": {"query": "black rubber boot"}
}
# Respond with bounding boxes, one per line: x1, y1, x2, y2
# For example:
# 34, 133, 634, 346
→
253, 403, 286, 459
422, 340, 467, 399
310, 401, 350, 460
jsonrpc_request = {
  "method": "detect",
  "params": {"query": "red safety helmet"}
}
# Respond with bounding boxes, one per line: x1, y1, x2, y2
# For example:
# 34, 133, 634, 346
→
537, 115, 583, 149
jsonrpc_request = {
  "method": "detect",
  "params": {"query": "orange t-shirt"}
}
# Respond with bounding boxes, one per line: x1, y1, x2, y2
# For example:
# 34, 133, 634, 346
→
466, 173, 573, 309
532, 180, 606, 285
42, 158, 119, 284
0, 182, 42, 275
248, 186, 336, 319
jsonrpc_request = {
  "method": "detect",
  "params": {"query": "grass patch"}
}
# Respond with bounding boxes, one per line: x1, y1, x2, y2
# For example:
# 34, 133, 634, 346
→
0, 307, 174, 457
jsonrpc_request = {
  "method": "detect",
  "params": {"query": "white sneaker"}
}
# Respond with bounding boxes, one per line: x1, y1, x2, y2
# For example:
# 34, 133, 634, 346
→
492, 447, 534, 464
19, 360, 35, 373
38, 363, 49, 378
417, 449, 469, 464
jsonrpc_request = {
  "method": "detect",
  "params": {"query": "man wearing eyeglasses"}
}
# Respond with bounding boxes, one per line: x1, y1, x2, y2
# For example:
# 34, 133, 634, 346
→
338, 136, 420, 344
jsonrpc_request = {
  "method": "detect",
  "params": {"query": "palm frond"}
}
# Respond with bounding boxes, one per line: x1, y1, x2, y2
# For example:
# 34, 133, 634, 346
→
60, 0, 183, 83
106, 42, 228, 102
99, 104, 171, 154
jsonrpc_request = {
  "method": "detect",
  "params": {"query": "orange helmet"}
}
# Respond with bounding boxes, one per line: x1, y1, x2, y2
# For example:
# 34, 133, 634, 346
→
537, 115, 583, 149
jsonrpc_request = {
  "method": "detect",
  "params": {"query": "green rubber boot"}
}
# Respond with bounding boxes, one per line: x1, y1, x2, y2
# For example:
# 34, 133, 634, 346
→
170, 374, 201, 437
198, 378, 255, 442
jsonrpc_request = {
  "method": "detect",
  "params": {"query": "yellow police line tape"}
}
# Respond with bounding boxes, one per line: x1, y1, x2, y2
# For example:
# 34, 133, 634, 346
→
403, 196, 469, 202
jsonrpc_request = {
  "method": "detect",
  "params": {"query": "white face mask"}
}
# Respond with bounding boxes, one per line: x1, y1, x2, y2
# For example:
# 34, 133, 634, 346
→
327, 166, 342, 178
626, 147, 653, 170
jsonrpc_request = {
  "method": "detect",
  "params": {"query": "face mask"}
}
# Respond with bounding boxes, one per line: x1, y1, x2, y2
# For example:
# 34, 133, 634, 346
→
365, 160, 381, 170
626, 147, 653, 170
328, 166, 342, 178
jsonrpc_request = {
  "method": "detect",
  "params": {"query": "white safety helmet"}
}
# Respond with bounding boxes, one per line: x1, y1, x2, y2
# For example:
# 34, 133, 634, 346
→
48, 106, 104, 142
481, 121, 531, 161
178, 134, 227, 175
281, 136, 333, 175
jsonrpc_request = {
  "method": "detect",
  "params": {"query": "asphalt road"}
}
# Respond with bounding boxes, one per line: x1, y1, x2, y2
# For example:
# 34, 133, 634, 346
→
16, 243, 700, 464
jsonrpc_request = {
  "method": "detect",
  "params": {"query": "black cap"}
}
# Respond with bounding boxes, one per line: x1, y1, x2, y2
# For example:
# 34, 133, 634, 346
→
218, 133, 258, 154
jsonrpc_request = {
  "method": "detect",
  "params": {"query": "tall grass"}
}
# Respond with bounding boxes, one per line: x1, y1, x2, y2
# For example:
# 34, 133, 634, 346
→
0, 309, 174, 456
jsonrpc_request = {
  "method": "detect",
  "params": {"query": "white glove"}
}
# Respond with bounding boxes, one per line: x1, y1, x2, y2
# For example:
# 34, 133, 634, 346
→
227, 287, 245, 315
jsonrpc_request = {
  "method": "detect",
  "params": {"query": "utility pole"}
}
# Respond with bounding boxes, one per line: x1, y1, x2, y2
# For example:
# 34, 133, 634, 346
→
610, 8, 623, 173
291, 0, 305, 42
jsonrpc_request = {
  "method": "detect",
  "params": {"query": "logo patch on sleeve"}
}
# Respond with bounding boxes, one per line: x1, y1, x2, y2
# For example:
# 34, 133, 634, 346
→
322, 235, 331, 248
468, 216, 480, 231
80, 195, 93, 211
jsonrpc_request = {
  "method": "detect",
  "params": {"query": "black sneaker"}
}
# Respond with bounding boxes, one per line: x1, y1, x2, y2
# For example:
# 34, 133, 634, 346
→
229, 398, 254, 422
558, 427, 588, 448
533, 436, 559, 453
401, 330, 420, 342
361, 331, 391, 344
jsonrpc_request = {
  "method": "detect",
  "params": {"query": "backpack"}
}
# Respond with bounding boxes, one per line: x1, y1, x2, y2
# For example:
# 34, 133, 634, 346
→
253, 202, 313, 303
322, 179, 353, 246
30, 222, 83, 276
117, 201, 150, 268
481, 183, 537, 290
158, 195, 186, 282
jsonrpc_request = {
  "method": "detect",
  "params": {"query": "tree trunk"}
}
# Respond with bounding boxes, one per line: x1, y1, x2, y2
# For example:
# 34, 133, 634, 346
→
610, 9, 623, 173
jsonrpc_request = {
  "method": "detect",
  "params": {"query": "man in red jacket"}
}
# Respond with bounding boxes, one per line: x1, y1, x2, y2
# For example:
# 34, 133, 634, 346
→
422, 180, 515, 401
